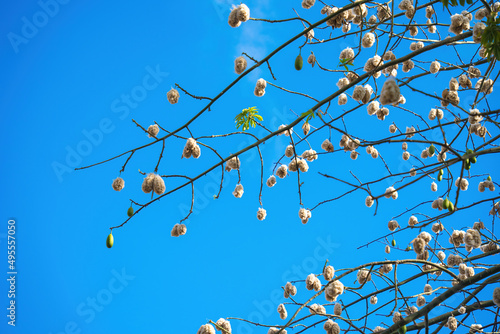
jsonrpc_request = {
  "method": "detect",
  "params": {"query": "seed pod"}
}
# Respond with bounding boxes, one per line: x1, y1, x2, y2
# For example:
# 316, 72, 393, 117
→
399, 325, 407, 334
438, 169, 444, 176
127, 206, 134, 217
106, 233, 114, 248
428, 145, 436, 155
295, 54, 303, 71
487, 175, 492, 181
392, 239, 396, 246
437, 174, 443, 182
443, 198, 450, 209
448, 202, 455, 212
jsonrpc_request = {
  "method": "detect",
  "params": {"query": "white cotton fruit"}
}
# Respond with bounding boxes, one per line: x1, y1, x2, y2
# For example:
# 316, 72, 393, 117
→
449, 230, 465, 247
228, 7, 241, 28
338, 93, 348, 105
402, 151, 410, 161
302, 122, 311, 135
256, 78, 267, 89
362, 32, 375, 48
493, 287, 500, 307
142, 173, 155, 193
277, 304, 287, 320
334, 302, 342, 315
321, 139, 334, 152
234, 56, 247, 74
476, 78, 494, 94
323, 265, 334, 281
147, 124, 159, 138
266, 175, 276, 188
464, 229, 481, 248
430, 61, 440, 74
302, 149, 318, 162
302, 0, 315, 9
408, 215, 418, 226
166, 88, 180, 104
357, 269, 372, 284
112, 177, 125, 191
268, 328, 287, 334
350, 151, 359, 160
215, 319, 231, 333
226, 156, 241, 171
431, 182, 437, 192
257, 208, 267, 221
307, 52, 316, 67
233, 184, 244, 198
339, 47, 355, 61
284, 282, 297, 298
410, 41, 424, 51
325, 280, 344, 302
306, 273, 321, 291
183, 138, 201, 159
385, 245, 390, 253
367, 101, 379, 116
417, 295, 426, 307
276, 165, 288, 179
388, 220, 399, 231
153, 174, 166, 195
365, 195, 374, 207
197, 324, 216, 334
278, 124, 293, 136
379, 77, 400, 105
426, 5, 435, 18
449, 13, 470, 35
285, 145, 294, 158
299, 208, 312, 224
468, 66, 481, 78
389, 124, 397, 133
337, 77, 349, 89
171, 223, 187, 237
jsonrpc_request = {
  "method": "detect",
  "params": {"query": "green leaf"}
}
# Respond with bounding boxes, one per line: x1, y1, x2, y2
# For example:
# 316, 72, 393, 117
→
235, 106, 263, 131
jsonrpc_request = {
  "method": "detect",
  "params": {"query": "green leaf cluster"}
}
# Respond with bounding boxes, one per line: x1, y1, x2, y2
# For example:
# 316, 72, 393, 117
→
481, 14, 500, 60
235, 106, 263, 131
439, 0, 472, 9
338, 58, 354, 71
300, 109, 316, 123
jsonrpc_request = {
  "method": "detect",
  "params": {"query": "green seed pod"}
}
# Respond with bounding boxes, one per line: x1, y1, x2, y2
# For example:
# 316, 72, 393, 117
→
398, 325, 407, 334
295, 54, 303, 71
466, 158, 469, 165
465, 162, 471, 170
470, 156, 477, 164
442, 198, 449, 209
392, 239, 396, 247
428, 145, 436, 155
437, 174, 443, 182
466, 148, 473, 154
487, 175, 492, 181
106, 233, 114, 248
438, 169, 444, 176
127, 206, 134, 217
405, 245, 412, 251
448, 202, 454, 212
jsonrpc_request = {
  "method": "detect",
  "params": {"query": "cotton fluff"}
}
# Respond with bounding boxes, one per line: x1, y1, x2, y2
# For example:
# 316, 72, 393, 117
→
277, 304, 287, 320
338, 93, 347, 105
405, 306, 418, 316
153, 174, 166, 195
303, 27, 314, 41
278, 124, 293, 136
428, 108, 443, 120
364, 55, 383, 72
320, 139, 334, 153
385, 245, 390, 254
334, 302, 342, 315
215, 319, 231, 333
324, 320, 340, 334
325, 280, 344, 301
450, 230, 466, 247
198, 324, 216, 334
430, 61, 440, 74
324, 265, 335, 281
171, 224, 187, 237
268, 328, 287, 334
228, 4, 250, 28
473, 22, 486, 43
402, 59, 415, 73
276, 165, 288, 179
392, 312, 402, 323
478, 181, 495, 192
365, 195, 374, 207
403, 151, 410, 161
337, 77, 349, 89
389, 124, 398, 133
380, 263, 393, 274
449, 78, 459, 91
257, 208, 267, 221
284, 282, 297, 298
468, 109, 483, 124
408, 215, 418, 226
352, 85, 367, 102
165, 88, 180, 105
306, 273, 321, 291
468, 66, 481, 78
254, 78, 267, 97
481, 241, 499, 253
367, 101, 380, 116
410, 168, 416, 177
357, 269, 372, 284
387, 220, 399, 232
307, 52, 316, 67
147, 124, 159, 138
285, 145, 294, 158
234, 56, 247, 74
233, 184, 244, 198
371, 148, 379, 159
226, 156, 241, 171
493, 287, 500, 307
449, 13, 470, 35
427, 19, 436, 33
464, 229, 481, 248
302, 149, 318, 162
142, 173, 155, 193
299, 208, 312, 224
412, 237, 426, 255
302, 0, 315, 9
377, 4, 392, 21
475, 78, 494, 94
446, 316, 457, 331
417, 295, 426, 307
112, 177, 125, 191
379, 77, 400, 105
362, 32, 375, 48
266, 175, 276, 188
377, 107, 390, 120
183, 138, 201, 159
473, 221, 485, 230
409, 25, 418, 36
339, 47, 355, 61
410, 42, 424, 51
454, 177, 469, 191
469, 324, 482, 333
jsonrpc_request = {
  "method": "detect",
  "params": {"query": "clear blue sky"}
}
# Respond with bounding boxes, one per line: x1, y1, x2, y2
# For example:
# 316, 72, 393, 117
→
1, 1, 498, 333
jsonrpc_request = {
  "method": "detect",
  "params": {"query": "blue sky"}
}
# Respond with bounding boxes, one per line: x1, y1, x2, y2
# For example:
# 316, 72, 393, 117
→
1, 1, 499, 333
